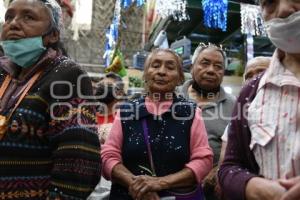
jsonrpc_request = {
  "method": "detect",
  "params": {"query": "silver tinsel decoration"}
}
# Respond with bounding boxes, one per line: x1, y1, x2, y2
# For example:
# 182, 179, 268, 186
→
240, 3, 266, 36
155, 0, 189, 21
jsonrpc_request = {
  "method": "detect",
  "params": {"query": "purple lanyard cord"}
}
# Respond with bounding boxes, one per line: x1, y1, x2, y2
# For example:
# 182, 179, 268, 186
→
142, 119, 157, 176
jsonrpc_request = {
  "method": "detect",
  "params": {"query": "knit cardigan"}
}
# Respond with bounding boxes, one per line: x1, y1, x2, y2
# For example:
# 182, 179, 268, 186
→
0, 51, 101, 200
218, 74, 263, 200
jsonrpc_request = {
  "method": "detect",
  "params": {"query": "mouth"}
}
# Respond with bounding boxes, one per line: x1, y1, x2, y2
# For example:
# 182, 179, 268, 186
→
154, 79, 167, 84
6, 34, 23, 40
203, 77, 216, 82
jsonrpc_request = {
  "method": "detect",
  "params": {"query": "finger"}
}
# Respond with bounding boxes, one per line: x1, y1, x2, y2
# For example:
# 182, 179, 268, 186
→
141, 192, 158, 200
136, 185, 150, 200
131, 175, 139, 181
131, 180, 148, 199
128, 177, 143, 198
279, 177, 300, 190
280, 183, 300, 200
130, 185, 143, 199
153, 192, 160, 200
140, 192, 151, 200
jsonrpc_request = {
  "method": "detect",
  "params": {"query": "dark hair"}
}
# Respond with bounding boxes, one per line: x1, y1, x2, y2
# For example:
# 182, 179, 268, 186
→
51, 41, 68, 56
101, 72, 123, 83
0, 45, 4, 57
98, 72, 125, 91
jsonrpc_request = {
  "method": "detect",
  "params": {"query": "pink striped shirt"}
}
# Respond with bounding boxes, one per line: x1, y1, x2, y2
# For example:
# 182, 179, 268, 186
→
248, 50, 300, 179
101, 97, 213, 183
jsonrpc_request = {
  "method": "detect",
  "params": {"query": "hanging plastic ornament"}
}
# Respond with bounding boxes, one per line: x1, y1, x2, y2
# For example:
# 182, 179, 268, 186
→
240, 3, 267, 36
103, 0, 121, 67
155, 0, 189, 21
122, 0, 146, 8
122, 0, 132, 8
246, 33, 254, 61
0, 0, 6, 24
202, 0, 228, 31
136, 0, 145, 7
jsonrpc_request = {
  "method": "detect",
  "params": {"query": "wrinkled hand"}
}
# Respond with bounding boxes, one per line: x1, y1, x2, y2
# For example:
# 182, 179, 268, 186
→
203, 166, 218, 195
279, 176, 300, 200
128, 175, 165, 200
46, 197, 61, 200
138, 192, 160, 200
246, 177, 286, 200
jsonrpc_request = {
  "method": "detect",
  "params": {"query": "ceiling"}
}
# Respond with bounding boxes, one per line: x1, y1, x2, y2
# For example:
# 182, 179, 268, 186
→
145, 0, 275, 58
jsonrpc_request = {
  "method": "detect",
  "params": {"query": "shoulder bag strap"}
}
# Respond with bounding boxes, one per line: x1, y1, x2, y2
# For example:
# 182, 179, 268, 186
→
142, 118, 157, 176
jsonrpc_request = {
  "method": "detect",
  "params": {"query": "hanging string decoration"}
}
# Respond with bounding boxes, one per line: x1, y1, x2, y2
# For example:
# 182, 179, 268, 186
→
0, 0, 6, 24
136, 0, 145, 6
155, 0, 189, 21
122, 0, 132, 8
122, 0, 146, 8
202, 0, 228, 31
246, 33, 254, 61
240, 3, 267, 36
103, 22, 119, 67
103, 0, 121, 67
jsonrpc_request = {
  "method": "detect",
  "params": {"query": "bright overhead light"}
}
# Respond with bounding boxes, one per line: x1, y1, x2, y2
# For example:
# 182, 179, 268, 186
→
224, 86, 233, 94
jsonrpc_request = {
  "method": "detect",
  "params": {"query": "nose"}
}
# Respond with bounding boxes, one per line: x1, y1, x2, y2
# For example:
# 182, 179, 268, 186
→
158, 65, 167, 75
206, 64, 216, 74
7, 16, 22, 30
276, 1, 297, 19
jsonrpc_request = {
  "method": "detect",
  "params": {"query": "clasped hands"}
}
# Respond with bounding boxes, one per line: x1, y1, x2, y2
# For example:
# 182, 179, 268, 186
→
246, 176, 300, 200
128, 175, 167, 200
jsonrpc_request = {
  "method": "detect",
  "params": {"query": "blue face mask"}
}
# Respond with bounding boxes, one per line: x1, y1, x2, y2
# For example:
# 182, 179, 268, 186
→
1, 36, 46, 68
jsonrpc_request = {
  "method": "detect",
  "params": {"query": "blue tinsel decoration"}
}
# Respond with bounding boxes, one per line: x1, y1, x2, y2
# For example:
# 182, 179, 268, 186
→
122, 0, 132, 8
202, 0, 228, 31
122, 0, 145, 8
104, 19, 119, 67
136, 0, 145, 7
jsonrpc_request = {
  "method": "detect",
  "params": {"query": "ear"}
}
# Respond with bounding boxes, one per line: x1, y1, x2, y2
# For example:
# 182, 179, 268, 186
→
43, 30, 59, 47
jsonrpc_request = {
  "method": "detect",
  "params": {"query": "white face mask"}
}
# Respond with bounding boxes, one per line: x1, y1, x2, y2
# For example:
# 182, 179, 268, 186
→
265, 11, 300, 53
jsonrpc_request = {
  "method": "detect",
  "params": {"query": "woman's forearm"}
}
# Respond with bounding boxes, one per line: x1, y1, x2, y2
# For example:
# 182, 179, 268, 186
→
111, 163, 135, 188
159, 168, 197, 190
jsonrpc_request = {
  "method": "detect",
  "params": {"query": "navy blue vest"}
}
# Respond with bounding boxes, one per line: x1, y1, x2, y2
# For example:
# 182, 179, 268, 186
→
109, 96, 197, 200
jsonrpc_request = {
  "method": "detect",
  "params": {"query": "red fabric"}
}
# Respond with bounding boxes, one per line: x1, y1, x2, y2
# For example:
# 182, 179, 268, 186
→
96, 113, 115, 125
57, 0, 74, 17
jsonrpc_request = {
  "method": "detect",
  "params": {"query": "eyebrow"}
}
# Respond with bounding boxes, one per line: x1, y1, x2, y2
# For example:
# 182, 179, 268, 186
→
6, 7, 40, 16
201, 58, 223, 64
22, 8, 40, 16
152, 58, 176, 63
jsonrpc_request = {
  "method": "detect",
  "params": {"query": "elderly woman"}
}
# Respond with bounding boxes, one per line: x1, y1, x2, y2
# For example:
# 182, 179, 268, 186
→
243, 56, 271, 82
218, 1, 300, 200
0, 0, 100, 199
101, 48, 213, 200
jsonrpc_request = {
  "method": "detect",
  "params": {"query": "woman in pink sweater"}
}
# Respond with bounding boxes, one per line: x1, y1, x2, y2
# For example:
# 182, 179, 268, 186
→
101, 48, 213, 200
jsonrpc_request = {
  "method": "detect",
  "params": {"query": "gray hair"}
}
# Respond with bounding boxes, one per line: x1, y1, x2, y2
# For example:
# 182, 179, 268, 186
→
191, 45, 226, 65
11, 0, 63, 35
42, 0, 63, 33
